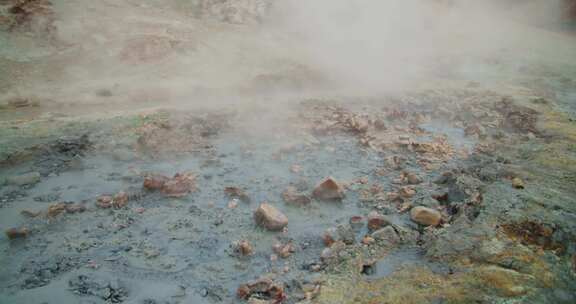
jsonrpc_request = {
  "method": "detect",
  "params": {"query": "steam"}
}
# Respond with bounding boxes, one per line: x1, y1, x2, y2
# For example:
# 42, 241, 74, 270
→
267, 0, 566, 94
0, 0, 568, 107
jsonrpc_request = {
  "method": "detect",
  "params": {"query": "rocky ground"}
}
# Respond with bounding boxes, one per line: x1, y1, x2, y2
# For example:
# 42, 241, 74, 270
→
1, 1, 576, 304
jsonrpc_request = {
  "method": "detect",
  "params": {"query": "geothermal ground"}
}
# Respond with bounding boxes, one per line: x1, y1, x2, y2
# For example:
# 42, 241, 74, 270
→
1, 1, 576, 304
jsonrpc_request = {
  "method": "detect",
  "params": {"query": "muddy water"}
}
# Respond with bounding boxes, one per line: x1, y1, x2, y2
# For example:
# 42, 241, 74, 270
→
0, 108, 480, 304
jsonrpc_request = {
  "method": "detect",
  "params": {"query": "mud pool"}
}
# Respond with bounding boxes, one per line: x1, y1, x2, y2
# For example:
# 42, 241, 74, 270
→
0, 115, 460, 303
1, 1, 576, 304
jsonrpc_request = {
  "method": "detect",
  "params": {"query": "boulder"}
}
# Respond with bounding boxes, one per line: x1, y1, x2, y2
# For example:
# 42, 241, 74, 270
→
254, 203, 288, 231
410, 206, 442, 226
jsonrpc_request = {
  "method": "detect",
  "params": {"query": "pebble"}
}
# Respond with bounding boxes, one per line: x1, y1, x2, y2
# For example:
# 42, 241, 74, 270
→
512, 177, 525, 189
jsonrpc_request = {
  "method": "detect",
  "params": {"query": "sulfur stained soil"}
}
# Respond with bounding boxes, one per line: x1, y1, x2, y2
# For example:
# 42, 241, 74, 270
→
1, 1, 576, 304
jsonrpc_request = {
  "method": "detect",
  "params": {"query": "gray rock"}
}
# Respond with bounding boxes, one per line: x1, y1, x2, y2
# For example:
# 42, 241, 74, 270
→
371, 226, 400, 245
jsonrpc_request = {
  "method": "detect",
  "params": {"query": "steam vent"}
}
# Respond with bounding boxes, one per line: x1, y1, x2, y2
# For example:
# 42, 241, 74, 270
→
1, 1, 576, 303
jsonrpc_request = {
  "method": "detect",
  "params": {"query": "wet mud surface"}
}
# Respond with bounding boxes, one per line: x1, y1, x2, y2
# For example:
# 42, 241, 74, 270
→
1, 88, 575, 304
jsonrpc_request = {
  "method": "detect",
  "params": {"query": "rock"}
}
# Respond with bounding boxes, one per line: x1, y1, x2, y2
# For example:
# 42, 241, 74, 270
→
398, 186, 416, 198
362, 236, 375, 245
68, 275, 128, 302
511, 177, 524, 189
272, 242, 295, 258
404, 172, 422, 185
323, 224, 355, 246
161, 173, 196, 197
386, 156, 406, 170
47, 202, 67, 217
143, 174, 169, 191
96, 195, 113, 209
64, 203, 86, 214
224, 187, 251, 203
336, 224, 355, 245
312, 177, 345, 201
410, 206, 442, 226
349, 216, 365, 231
254, 203, 288, 231
322, 227, 337, 247
367, 211, 391, 231
7, 97, 31, 108
20, 210, 41, 218
6, 172, 41, 186
248, 298, 273, 304
237, 278, 284, 301
232, 240, 254, 256
282, 186, 311, 206
113, 192, 129, 209
320, 241, 347, 263
228, 199, 239, 209
371, 226, 400, 244
6, 227, 29, 240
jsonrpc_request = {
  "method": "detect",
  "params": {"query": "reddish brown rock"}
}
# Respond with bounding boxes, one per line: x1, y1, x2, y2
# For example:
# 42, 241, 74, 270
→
47, 202, 67, 217
312, 177, 345, 201
96, 195, 113, 209
237, 278, 285, 301
399, 186, 416, 198
6, 227, 29, 240
410, 206, 442, 226
233, 240, 254, 256
349, 216, 365, 230
282, 186, 311, 206
143, 174, 169, 190
272, 241, 296, 258
161, 173, 196, 198
64, 203, 86, 214
113, 191, 129, 208
224, 187, 251, 203
254, 203, 288, 231
367, 211, 390, 231
322, 227, 337, 247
